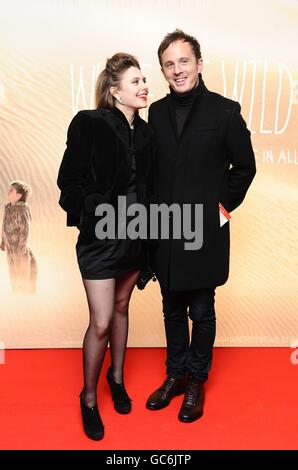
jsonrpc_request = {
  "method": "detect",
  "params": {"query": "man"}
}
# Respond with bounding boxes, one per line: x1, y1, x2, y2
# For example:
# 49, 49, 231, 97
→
146, 30, 256, 422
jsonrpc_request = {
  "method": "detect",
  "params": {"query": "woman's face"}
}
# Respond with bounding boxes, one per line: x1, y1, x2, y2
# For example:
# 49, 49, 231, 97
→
112, 66, 148, 110
8, 186, 21, 205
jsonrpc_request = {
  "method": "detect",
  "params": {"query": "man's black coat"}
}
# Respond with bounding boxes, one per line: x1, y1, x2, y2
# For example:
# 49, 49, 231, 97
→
148, 76, 256, 291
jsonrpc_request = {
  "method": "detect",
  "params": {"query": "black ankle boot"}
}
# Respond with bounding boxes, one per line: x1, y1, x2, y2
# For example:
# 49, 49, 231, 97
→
79, 391, 104, 440
178, 376, 205, 423
106, 366, 132, 414
146, 376, 186, 410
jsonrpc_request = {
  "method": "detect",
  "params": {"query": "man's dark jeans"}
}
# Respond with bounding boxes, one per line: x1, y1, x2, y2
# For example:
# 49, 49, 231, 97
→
161, 287, 216, 382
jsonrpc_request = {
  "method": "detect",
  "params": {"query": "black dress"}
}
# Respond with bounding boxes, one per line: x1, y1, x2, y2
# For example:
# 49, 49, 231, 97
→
76, 126, 145, 280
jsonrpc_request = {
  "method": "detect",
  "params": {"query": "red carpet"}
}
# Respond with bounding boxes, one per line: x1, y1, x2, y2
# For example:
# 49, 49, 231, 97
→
0, 348, 297, 450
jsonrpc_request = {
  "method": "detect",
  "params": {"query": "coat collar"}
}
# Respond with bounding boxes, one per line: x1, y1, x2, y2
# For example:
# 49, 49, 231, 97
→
5, 201, 26, 208
96, 106, 149, 152
111, 106, 143, 130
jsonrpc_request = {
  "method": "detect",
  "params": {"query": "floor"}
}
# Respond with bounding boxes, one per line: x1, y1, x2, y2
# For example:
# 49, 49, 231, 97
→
0, 348, 297, 450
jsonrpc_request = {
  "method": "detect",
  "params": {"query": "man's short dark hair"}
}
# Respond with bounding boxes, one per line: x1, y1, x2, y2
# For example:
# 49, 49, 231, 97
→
158, 29, 202, 66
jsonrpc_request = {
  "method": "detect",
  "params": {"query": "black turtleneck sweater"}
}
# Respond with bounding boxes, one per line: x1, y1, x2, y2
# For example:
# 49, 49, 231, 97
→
169, 74, 204, 137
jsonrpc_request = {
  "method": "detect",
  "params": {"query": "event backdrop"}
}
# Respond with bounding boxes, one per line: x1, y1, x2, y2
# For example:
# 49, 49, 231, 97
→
0, 0, 297, 347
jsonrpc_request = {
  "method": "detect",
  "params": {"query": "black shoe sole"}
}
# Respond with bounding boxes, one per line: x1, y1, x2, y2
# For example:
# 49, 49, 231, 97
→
178, 412, 203, 423
114, 406, 132, 414
83, 429, 104, 440
146, 401, 170, 410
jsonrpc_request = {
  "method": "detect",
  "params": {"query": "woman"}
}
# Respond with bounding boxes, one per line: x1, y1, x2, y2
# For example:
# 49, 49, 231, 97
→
57, 53, 154, 440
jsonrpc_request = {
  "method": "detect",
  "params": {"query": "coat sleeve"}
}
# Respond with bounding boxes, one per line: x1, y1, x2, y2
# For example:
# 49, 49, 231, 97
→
17, 205, 31, 254
57, 111, 93, 225
225, 103, 256, 212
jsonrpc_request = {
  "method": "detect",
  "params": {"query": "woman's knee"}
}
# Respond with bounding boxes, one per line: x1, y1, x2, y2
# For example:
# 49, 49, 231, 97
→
90, 319, 112, 339
114, 297, 129, 315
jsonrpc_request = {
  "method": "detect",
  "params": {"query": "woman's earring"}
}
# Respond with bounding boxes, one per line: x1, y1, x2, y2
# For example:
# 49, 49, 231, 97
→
115, 95, 122, 104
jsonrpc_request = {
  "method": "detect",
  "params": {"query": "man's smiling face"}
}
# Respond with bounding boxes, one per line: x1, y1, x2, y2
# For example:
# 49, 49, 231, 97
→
160, 40, 203, 95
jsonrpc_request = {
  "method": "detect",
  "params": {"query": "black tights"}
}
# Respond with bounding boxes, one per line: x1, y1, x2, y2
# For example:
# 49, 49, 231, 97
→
81, 270, 140, 407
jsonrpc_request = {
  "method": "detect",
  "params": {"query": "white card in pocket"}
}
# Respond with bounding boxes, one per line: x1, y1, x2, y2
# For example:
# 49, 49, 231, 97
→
219, 202, 231, 227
